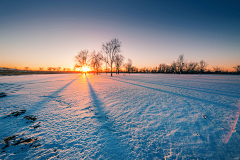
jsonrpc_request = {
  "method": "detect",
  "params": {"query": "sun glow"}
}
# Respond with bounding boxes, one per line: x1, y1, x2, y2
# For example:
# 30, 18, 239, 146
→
82, 66, 90, 72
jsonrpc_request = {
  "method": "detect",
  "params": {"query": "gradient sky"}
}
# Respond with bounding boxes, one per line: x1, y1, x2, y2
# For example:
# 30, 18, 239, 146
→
0, 0, 239, 71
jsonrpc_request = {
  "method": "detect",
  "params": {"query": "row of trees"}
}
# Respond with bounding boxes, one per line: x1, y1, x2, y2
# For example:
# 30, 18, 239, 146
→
155, 55, 208, 74
138, 56, 239, 74
22, 67, 72, 72
75, 38, 133, 76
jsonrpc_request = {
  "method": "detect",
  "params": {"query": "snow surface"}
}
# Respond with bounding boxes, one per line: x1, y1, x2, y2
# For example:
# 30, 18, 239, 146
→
0, 73, 240, 159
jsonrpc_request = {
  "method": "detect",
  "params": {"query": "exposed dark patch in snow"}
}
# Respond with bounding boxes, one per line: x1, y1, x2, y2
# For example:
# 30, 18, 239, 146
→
6, 109, 26, 117
24, 115, 37, 122
0, 92, 7, 97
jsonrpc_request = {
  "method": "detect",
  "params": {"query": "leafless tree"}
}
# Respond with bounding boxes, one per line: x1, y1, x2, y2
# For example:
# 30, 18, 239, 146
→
186, 62, 198, 73
158, 63, 167, 73
47, 67, 52, 71
213, 66, 222, 73
57, 67, 61, 71
90, 50, 103, 75
63, 68, 66, 71
126, 59, 132, 74
171, 61, 177, 73
39, 67, 44, 71
114, 54, 124, 74
102, 55, 109, 74
233, 65, 240, 74
52, 68, 56, 71
102, 38, 121, 76
24, 67, 29, 71
75, 50, 89, 70
177, 54, 185, 73
132, 66, 138, 73
199, 60, 207, 74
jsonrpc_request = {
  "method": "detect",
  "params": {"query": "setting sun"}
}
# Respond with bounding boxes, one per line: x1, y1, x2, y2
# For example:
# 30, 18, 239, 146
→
82, 66, 90, 72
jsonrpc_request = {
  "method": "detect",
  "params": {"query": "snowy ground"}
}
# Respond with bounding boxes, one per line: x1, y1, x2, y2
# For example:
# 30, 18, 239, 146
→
0, 73, 240, 159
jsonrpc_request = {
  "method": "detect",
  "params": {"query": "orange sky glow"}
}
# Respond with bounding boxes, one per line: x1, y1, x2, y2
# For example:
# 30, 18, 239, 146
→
0, 1, 239, 72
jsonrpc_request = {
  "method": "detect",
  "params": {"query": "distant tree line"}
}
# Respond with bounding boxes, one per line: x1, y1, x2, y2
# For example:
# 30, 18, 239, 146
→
137, 55, 239, 74
152, 55, 208, 74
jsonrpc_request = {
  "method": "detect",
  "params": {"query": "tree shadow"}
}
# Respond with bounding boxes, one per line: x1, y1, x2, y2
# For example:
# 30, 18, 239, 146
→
86, 75, 128, 159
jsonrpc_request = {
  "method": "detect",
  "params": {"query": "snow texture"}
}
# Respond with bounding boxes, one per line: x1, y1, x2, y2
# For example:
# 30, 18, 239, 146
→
0, 73, 240, 159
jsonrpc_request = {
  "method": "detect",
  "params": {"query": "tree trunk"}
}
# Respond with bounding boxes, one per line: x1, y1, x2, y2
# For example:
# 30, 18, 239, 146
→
111, 64, 112, 76
111, 69, 112, 76
106, 63, 107, 74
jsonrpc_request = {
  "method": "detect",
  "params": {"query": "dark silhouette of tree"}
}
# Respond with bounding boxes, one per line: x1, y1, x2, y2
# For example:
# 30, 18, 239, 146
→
39, 67, 44, 71
186, 62, 198, 73
213, 66, 222, 73
63, 68, 66, 71
199, 60, 207, 74
102, 38, 121, 76
177, 54, 185, 73
75, 50, 89, 70
102, 55, 109, 74
24, 67, 29, 71
132, 66, 138, 73
126, 59, 132, 74
158, 64, 167, 73
90, 51, 103, 75
233, 65, 240, 74
114, 54, 124, 74
47, 67, 52, 71
57, 67, 61, 71
171, 61, 177, 73
52, 68, 56, 71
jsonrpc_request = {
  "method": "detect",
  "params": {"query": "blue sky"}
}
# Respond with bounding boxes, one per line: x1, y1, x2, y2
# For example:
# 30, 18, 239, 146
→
0, 0, 239, 71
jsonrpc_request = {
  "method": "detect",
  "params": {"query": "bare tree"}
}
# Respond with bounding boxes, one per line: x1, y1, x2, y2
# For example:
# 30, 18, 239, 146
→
57, 67, 61, 71
75, 50, 89, 70
24, 67, 29, 71
102, 55, 109, 74
39, 67, 44, 71
132, 66, 138, 73
114, 54, 124, 74
199, 60, 207, 74
213, 66, 222, 73
171, 61, 177, 73
102, 38, 121, 76
47, 67, 52, 71
186, 62, 198, 73
233, 65, 240, 74
126, 59, 132, 74
158, 63, 167, 73
90, 50, 103, 75
177, 54, 185, 73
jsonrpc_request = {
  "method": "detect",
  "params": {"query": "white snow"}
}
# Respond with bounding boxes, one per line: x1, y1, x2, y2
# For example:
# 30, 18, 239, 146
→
0, 73, 240, 159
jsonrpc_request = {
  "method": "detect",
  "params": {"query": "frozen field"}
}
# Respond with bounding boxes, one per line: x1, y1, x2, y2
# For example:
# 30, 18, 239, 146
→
0, 73, 240, 159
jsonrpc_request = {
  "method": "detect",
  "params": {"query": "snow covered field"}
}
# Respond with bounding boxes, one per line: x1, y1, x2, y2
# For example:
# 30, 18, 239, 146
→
0, 73, 240, 159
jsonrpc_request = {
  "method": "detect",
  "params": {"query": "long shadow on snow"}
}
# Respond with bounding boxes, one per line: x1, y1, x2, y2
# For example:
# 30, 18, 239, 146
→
86, 76, 128, 159
20, 75, 82, 114
1, 75, 81, 119
114, 76, 240, 98
0, 74, 82, 158
110, 77, 239, 111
